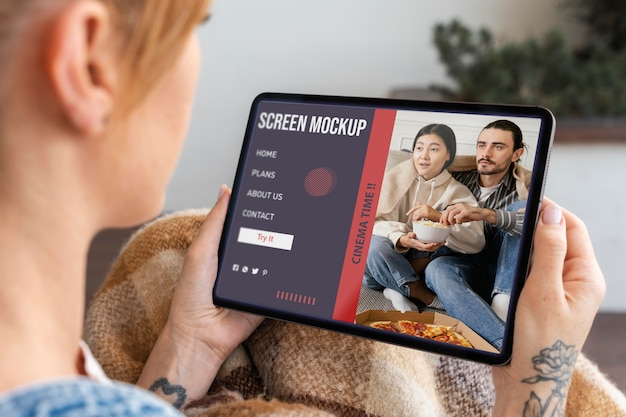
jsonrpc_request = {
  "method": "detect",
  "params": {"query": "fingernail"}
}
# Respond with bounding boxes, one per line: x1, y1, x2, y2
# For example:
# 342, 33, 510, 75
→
218, 185, 227, 200
543, 204, 562, 225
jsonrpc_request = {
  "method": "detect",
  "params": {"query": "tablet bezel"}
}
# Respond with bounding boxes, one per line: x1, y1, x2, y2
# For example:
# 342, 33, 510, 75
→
214, 92, 555, 365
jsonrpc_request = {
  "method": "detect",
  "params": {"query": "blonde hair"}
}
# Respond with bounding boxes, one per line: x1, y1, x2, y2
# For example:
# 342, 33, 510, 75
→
102, 0, 210, 113
0, 0, 210, 116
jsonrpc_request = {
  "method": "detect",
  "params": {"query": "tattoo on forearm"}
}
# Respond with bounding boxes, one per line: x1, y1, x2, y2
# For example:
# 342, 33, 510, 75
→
148, 377, 187, 409
522, 340, 578, 417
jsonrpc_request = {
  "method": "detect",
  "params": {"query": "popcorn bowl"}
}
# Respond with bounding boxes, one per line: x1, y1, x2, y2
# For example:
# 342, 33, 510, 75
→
412, 219, 452, 243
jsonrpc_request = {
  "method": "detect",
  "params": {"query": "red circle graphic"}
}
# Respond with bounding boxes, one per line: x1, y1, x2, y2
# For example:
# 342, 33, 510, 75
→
304, 167, 336, 197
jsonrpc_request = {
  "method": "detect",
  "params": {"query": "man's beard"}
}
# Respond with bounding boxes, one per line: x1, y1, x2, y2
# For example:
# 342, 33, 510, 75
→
477, 159, 509, 176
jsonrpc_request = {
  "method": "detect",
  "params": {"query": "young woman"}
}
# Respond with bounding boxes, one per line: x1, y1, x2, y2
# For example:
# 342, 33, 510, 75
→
0, 1, 606, 416
363, 123, 485, 312
0, 0, 261, 415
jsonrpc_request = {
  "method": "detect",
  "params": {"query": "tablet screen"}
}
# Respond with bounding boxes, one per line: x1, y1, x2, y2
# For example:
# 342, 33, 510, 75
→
214, 92, 554, 364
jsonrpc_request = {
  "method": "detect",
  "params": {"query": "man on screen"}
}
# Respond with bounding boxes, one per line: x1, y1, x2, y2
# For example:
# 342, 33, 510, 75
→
425, 119, 530, 350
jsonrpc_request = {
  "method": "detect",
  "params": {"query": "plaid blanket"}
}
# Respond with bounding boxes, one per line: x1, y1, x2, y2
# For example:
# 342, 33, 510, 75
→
84, 210, 626, 417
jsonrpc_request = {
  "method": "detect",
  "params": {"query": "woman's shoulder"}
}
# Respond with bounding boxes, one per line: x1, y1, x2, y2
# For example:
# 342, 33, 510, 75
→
0, 378, 182, 417
380, 158, 417, 194
384, 157, 415, 179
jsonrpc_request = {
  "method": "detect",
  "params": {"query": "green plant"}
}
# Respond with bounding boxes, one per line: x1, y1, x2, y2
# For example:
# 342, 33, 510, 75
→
566, 0, 626, 52
429, 1, 626, 118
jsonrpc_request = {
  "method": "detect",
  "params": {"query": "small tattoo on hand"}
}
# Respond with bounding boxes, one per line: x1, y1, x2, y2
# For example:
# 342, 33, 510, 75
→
148, 377, 187, 409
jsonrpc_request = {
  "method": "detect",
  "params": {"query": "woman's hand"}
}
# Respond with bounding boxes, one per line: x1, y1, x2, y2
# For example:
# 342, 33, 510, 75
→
166, 185, 263, 361
397, 232, 446, 252
137, 185, 264, 409
491, 199, 605, 417
406, 202, 441, 223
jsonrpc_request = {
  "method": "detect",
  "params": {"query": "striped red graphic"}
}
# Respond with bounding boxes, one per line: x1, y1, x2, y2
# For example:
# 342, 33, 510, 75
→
276, 290, 317, 306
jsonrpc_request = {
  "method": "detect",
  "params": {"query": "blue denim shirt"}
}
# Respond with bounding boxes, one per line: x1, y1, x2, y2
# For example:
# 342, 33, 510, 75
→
0, 377, 183, 417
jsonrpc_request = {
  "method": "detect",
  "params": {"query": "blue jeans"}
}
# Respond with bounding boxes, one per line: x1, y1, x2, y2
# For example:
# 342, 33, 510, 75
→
0, 377, 183, 417
424, 201, 525, 350
362, 235, 445, 298
425, 253, 505, 350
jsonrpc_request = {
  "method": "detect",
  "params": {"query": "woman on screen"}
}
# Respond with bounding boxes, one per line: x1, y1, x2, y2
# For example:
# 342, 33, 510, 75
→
363, 123, 485, 312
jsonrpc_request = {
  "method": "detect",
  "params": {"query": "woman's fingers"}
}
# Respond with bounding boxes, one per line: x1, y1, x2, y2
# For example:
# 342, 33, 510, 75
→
523, 200, 567, 297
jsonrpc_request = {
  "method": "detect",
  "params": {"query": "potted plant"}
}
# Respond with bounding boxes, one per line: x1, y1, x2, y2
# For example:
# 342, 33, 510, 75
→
426, 0, 626, 142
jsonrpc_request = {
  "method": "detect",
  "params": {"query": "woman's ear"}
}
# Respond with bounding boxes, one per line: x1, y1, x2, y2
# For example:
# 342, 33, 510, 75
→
45, 0, 117, 137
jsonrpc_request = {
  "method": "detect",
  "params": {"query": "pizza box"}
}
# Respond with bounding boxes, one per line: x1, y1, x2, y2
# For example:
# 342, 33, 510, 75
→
355, 310, 498, 353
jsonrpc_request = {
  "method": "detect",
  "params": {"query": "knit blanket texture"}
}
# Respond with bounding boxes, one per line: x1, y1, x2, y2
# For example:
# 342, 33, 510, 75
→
84, 209, 626, 417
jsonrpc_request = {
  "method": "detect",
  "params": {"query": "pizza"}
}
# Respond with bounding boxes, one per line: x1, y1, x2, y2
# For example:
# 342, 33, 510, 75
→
369, 320, 401, 333
369, 319, 473, 348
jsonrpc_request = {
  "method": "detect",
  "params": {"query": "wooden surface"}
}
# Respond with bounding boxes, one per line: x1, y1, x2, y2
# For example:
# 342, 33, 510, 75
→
85, 227, 139, 309
86, 227, 626, 393
584, 312, 626, 393
554, 119, 626, 144
387, 88, 626, 144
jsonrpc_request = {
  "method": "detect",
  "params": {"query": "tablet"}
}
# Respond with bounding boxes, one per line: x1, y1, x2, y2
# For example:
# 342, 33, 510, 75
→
214, 92, 555, 365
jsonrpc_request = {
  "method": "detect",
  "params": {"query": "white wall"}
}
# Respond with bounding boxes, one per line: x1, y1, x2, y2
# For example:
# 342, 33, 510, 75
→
165, 0, 625, 311
168, 0, 579, 209
389, 111, 540, 170
544, 144, 626, 312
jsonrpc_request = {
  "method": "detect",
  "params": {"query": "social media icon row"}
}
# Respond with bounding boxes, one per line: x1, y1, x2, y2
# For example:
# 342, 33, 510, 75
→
232, 264, 268, 276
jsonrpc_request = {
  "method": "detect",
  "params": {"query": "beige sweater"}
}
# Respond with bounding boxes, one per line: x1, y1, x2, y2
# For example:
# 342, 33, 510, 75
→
374, 159, 485, 254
